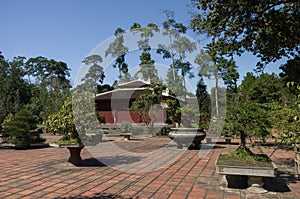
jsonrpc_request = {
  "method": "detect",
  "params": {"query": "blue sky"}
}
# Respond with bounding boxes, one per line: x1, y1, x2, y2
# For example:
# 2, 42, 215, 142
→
1, 0, 282, 87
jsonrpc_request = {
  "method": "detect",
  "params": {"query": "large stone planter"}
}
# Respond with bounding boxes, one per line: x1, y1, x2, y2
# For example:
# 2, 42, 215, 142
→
168, 128, 206, 149
216, 154, 277, 193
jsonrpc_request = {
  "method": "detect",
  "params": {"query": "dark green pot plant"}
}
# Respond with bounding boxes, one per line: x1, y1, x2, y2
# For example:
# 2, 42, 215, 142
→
217, 100, 276, 193
4, 109, 45, 149
43, 96, 84, 165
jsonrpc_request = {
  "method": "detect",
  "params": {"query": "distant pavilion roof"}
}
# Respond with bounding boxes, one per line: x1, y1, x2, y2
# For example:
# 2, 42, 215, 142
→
117, 79, 150, 89
95, 87, 149, 100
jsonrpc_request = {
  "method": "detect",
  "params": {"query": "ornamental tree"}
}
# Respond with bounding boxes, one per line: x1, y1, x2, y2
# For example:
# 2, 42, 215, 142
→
4, 109, 43, 146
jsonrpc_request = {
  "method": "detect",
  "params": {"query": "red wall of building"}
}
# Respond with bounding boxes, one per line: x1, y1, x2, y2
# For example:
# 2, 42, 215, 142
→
99, 110, 165, 124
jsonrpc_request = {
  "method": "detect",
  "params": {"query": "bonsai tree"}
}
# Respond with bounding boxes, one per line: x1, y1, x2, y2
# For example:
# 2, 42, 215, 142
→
43, 96, 81, 144
4, 109, 44, 148
130, 93, 159, 136
223, 97, 271, 153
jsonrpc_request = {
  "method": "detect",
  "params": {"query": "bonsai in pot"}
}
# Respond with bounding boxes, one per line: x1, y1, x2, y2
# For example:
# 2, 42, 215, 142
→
43, 96, 84, 165
217, 100, 276, 193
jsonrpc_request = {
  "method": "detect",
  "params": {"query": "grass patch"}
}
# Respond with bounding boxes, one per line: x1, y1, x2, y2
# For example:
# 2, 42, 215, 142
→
217, 150, 273, 167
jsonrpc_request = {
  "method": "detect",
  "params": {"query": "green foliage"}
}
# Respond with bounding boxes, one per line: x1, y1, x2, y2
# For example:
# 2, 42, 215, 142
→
163, 98, 181, 125
279, 56, 300, 94
25, 56, 71, 121
181, 104, 199, 128
218, 150, 272, 167
130, 23, 159, 82
97, 84, 114, 94
1, 113, 14, 140
97, 113, 106, 124
105, 28, 129, 80
239, 73, 288, 103
72, 86, 102, 144
191, 0, 300, 70
82, 55, 105, 92
157, 11, 190, 89
165, 68, 184, 96
195, 48, 237, 116
130, 93, 158, 135
1, 113, 13, 127
43, 96, 79, 143
224, 100, 271, 148
196, 77, 211, 129
0, 54, 32, 123
4, 109, 41, 146
57, 136, 81, 145
196, 77, 210, 113
130, 93, 158, 124
0, 52, 70, 124
270, 84, 300, 151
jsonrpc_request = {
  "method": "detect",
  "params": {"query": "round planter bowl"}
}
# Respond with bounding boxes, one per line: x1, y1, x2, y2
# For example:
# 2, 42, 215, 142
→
168, 128, 206, 149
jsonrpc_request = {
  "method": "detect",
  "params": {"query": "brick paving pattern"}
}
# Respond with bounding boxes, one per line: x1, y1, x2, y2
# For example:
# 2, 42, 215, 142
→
0, 135, 299, 199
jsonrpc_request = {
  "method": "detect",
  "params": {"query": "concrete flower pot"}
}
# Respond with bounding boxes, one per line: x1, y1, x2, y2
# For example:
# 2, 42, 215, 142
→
168, 128, 206, 149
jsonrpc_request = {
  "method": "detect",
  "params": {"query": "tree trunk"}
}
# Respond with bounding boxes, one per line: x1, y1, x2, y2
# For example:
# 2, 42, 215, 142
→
214, 71, 219, 116
240, 130, 247, 149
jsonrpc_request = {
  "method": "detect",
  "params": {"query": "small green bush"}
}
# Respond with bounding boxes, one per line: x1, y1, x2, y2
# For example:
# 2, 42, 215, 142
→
4, 109, 43, 147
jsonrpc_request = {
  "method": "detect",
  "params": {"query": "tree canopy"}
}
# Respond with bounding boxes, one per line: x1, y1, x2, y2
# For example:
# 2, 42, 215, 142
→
191, 0, 300, 70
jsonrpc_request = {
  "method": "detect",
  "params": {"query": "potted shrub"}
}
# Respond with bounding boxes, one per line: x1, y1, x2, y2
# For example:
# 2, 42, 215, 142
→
43, 96, 84, 165
4, 109, 45, 149
217, 101, 277, 193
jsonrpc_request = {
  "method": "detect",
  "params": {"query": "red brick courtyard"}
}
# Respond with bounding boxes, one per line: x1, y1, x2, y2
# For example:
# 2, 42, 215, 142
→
0, 135, 299, 199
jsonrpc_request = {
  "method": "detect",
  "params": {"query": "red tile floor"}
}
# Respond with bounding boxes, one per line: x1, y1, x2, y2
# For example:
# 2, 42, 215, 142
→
0, 135, 299, 199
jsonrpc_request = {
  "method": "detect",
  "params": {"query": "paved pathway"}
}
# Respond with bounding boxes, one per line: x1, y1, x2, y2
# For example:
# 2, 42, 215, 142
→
0, 136, 299, 199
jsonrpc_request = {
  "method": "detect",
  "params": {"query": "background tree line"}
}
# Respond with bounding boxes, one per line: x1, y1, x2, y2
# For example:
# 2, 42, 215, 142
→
0, 52, 71, 125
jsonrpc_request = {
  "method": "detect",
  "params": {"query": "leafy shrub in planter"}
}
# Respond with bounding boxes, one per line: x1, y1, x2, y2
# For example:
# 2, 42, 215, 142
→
43, 96, 81, 144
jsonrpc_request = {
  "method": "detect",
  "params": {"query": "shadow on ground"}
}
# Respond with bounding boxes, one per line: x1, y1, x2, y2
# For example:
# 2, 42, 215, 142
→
224, 174, 291, 192
277, 170, 300, 183
263, 175, 291, 192
95, 155, 142, 166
